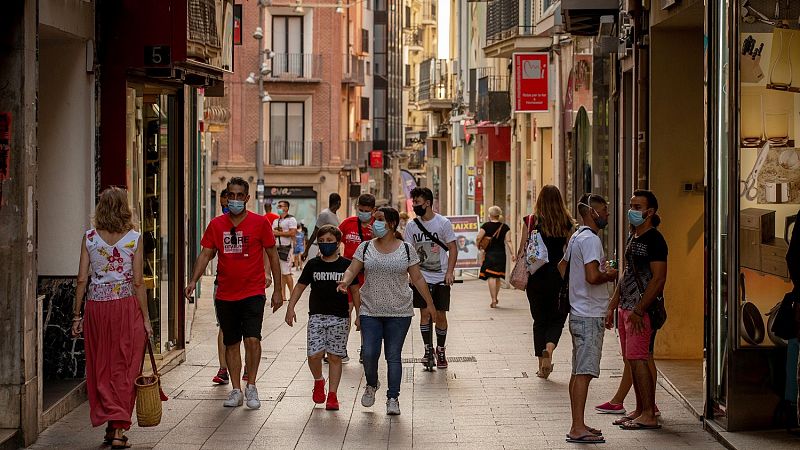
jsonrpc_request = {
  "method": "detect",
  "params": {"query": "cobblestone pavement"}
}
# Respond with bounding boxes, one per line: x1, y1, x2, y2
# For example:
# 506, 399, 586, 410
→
30, 276, 721, 449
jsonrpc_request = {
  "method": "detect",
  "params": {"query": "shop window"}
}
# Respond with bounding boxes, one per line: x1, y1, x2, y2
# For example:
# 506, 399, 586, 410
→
269, 102, 306, 166
272, 16, 304, 77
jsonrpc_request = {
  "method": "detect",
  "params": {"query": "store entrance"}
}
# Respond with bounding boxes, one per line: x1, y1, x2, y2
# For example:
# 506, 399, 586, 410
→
125, 84, 183, 357
649, 4, 705, 415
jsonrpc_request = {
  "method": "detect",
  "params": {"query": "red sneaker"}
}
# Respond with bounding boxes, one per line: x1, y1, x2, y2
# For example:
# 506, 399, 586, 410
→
212, 368, 229, 385
326, 392, 340, 411
312, 379, 326, 404
595, 401, 626, 414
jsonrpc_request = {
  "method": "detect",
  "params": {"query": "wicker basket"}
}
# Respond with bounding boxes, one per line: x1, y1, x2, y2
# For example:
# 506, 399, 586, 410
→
135, 340, 163, 427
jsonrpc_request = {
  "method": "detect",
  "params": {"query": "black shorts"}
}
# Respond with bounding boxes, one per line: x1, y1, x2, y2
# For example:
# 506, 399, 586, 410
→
412, 283, 451, 311
215, 295, 266, 345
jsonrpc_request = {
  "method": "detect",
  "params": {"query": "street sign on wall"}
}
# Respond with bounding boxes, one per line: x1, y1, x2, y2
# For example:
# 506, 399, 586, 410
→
514, 53, 549, 112
369, 150, 383, 168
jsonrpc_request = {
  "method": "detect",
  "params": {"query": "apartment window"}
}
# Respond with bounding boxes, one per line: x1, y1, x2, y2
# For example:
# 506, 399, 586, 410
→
360, 97, 370, 120
374, 54, 386, 77
374, 25, 386, 53
272, 16, 304, 77
524, 0, 532, 32
405, 6, 411, 28
375, 0, 386, 11
270, 102, 305, 165
405, 64, 411, 86
361, 29, 369, 53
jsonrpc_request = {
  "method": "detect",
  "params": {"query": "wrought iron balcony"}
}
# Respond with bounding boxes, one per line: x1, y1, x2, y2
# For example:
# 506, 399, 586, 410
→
343, 140, 373, 168
417, 59, 454, 111
266, 53, 323, 82
268, 140, 323, 167
477, 73, 510, 123
342, 54, 366, 86
484, 0, 551, 58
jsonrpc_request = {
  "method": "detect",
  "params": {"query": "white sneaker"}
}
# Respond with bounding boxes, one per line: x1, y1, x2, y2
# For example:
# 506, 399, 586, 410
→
386, 398, 400, 415
361, 381, 380, 407
223, 388, 243, 407
245, 384, 261, 409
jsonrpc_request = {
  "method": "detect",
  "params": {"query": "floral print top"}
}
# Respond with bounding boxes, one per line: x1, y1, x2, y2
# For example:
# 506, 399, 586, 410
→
85, 228, 140, 301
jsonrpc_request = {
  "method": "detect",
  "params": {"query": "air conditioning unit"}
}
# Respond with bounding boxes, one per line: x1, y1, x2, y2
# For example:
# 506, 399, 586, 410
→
428, 114, 441, 136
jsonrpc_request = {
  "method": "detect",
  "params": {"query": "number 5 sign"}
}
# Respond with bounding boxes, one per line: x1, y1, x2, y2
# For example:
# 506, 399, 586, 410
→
145, 46, 171, 66
514, 53, 549, 113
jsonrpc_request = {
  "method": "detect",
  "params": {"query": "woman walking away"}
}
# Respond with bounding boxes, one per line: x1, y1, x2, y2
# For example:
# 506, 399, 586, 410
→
285, 225, 359, 411
71, 187, 153, 449
338, 207, 437, 415
477, 206, 513, 308
521, 185, 575, 379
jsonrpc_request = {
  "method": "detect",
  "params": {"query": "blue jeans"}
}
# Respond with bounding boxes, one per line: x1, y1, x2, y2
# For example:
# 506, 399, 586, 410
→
360, 315, 412, 400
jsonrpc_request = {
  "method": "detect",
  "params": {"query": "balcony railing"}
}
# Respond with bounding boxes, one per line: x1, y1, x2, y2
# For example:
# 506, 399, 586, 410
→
404, 27, 423, 49
268, 140, 323, 166
342, 54, 366, 86
418, 59, 453, 107
267, 53, 323, 81
421, 0, 437, 24
343, 140, 373, 167
486, 0, 534, 45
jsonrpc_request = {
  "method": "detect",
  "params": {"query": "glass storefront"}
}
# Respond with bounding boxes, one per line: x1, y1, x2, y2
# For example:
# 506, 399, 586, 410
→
707, 1, 799, 431
125, 85, 184, 356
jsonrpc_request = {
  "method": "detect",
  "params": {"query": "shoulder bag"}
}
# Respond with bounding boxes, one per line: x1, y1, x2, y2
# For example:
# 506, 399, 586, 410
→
524, 215, 549, 275
478, 223, 503, 251
627, 237, 668, 330
413, 218, 449, 251
135, 339, 168, 427
276, 217, 292, 261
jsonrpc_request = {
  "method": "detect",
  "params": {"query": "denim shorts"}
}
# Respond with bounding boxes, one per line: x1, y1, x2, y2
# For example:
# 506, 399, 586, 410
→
569, 316, 605, 378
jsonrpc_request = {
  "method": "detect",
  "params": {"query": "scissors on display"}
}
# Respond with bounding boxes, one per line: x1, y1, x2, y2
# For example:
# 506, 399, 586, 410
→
740, 142, 770, 201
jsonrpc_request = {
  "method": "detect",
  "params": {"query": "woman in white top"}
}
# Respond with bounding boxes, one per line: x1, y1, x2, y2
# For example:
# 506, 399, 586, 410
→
338, 207, 436, 416
71, 187, 153, 449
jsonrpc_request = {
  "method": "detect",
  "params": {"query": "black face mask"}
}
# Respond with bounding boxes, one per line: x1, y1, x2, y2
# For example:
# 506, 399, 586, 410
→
413, 204, 427, 217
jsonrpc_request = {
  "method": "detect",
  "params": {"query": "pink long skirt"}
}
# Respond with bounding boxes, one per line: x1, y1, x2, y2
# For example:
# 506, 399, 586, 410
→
84, 296, 146, 429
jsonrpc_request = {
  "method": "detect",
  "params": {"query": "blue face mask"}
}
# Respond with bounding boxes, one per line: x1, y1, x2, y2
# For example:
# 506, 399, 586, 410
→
628, 209, 646, 227
276, 208, 285, 216
357, 211, 373, 223
372, 220, 388, 238
228, 200, 245, 215
222, 206, 230, 214
319, 242, 338, 257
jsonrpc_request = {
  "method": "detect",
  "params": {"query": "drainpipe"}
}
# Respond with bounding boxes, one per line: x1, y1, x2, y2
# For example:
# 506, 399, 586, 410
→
552, 34, 565, 192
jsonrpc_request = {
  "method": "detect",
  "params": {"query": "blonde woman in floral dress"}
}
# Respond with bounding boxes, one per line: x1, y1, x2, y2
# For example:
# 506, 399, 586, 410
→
72, 187, 153, 449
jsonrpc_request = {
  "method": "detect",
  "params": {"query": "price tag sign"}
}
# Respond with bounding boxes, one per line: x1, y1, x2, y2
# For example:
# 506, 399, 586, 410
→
145, 46, 171, 66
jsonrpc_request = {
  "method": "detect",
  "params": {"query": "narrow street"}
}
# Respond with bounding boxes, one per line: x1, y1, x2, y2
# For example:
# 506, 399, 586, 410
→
30, 277, 720, 449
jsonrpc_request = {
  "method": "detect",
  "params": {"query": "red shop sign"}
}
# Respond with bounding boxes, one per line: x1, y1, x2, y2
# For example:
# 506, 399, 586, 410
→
369, 150, 383, 169
514, 53, 549, 112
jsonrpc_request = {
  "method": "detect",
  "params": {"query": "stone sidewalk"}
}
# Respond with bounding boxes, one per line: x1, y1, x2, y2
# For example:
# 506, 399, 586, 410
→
30, 276, 721, 449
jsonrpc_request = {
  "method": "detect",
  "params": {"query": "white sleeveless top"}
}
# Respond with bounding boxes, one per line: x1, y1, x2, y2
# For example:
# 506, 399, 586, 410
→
85, 228, 140, 301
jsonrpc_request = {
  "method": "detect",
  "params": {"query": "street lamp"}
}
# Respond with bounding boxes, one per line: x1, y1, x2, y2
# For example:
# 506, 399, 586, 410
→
253, 3, 276, 214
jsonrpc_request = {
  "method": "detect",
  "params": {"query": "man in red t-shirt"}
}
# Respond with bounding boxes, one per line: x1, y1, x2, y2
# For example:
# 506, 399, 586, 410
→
264, 200, 279, 225
185, 177, 282, 410
338, 193, 375, 363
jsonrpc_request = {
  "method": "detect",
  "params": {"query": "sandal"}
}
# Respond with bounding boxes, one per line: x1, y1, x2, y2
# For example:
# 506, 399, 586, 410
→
613, 415, 637, 426
103, 426, 115, 445
111, 437, 131, 449
620, 421, 661, 430
565, 433, 606, 444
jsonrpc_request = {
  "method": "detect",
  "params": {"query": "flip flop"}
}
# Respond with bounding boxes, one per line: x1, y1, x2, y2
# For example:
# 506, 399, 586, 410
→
613, 415, 636, 426
566, 434, 606, 444
565, 427, 602, 438
619, 421, 662, 430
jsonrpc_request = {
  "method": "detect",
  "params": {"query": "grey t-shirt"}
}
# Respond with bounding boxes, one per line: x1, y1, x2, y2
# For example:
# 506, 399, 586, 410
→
316, 208, 340, 228
354, 239, 420, 317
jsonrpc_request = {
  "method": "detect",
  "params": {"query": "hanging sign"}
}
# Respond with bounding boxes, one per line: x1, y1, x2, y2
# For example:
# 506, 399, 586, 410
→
369, 150, 383, 168
514, 53, 549, 112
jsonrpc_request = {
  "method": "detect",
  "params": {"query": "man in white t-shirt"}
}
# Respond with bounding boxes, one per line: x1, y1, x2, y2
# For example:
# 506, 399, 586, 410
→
303, 193, 341, 260
558, 193, 618, 444
273, 200, 298, 301
404, 187, 457, 370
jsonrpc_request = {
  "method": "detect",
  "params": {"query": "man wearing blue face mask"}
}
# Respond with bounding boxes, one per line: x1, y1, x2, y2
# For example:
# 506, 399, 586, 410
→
605, 189, 668, 431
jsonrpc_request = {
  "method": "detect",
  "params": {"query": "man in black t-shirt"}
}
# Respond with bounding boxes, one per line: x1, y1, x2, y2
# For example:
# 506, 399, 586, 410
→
604, 190, 668, 430
285, 225, 358, 411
